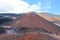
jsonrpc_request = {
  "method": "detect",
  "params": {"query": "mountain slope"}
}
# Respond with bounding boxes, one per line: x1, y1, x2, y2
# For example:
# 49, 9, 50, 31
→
38, 12, 60, 26
1, 12, 60, 35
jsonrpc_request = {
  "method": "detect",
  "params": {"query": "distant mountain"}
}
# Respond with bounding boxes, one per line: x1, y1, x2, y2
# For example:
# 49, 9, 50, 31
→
0, 13, 25, 18
0, 13, 25, 25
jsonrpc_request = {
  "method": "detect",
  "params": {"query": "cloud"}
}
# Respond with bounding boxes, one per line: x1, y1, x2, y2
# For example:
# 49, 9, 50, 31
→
0, 0, 51, 13
40, 0, 51, 12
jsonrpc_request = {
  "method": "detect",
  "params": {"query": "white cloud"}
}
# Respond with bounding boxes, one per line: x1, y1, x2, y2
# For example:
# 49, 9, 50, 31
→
0, 0, 51, 13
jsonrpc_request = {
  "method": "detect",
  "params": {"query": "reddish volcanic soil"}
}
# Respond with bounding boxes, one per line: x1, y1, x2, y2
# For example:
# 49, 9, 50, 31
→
18, 33, 60, 40
0, 33, 60, 40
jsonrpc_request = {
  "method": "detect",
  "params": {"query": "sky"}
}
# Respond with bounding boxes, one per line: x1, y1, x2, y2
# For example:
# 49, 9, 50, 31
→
0, 0, 60, 15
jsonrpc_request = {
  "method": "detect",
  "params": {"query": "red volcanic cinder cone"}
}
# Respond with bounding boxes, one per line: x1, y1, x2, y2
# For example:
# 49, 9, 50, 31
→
1, 12, 60, 35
